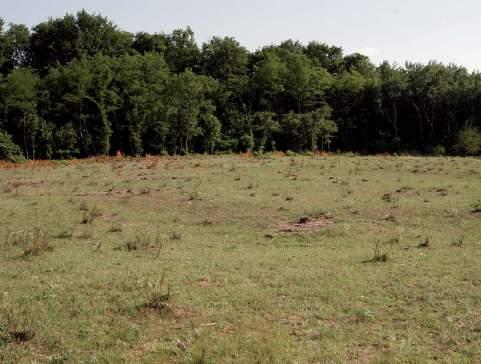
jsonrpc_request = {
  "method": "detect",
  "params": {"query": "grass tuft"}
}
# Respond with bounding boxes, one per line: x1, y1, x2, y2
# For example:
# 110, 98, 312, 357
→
143, 272, 172, 315
451, 236, 464, 247
418, 237, 432, 249
108, 222, 123, 233
81, 206, 102, 224
22, 227, 52, 256
369, 242, 389, 263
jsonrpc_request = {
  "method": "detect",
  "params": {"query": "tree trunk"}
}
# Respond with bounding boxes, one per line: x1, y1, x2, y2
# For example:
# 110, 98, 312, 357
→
412, 101, 424, 144
392, 100, 399, 138
23, 113, 29, 159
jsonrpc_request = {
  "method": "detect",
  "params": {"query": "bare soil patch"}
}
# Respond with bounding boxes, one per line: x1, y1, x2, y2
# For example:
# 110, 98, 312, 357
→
278, 216, 335, 233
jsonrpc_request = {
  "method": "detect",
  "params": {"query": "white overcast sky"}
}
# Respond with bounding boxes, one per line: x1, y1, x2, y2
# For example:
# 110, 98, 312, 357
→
3, 0, 481, 70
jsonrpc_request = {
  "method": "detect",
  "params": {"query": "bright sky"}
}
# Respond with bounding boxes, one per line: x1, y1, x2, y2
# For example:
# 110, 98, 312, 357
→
3, 0, 481, 70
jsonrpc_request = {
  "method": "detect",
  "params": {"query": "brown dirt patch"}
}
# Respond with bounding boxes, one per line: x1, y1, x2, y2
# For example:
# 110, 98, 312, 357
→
11, 329, 35, 343
346, 349, 374, 363
74, 189, 133, 197
278, 216, 335, 233
141, 303, 198, 320
472, 210, 481, 217
193, 276, 216, 288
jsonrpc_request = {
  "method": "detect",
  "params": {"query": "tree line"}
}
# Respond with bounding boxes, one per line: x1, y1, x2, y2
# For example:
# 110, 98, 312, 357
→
1, 10, 481, 161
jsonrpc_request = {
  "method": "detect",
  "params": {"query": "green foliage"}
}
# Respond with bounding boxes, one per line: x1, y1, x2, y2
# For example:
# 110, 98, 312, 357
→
0, 130, 24, 162
55, 123, 79, 159
429, 144, 446, 156
201, 36, 248, 81
253, 53, 287, 108
110, 53, 170, 155
284, 52, 331, 113
304, 41, 344, 74
251, 111, 279, 152
280, 112, 303, 151
169, 70, 218, 154
1, 10, 481, 159
302, 106, 337, 151
132, 32, 166, 55
29, 10, 132, 72
455, 126, 481, 156
0, 68, 39, 158
0, 22, 30, 74
163, 27, 200, 73
278, 108, 337, 152
198, 111, 221, 153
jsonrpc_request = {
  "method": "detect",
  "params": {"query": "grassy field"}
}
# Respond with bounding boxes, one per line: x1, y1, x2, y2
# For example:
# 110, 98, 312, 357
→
1, 154, 481, 363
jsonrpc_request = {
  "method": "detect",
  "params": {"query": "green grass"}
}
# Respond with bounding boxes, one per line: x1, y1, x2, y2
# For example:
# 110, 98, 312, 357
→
1, 154, 481, 363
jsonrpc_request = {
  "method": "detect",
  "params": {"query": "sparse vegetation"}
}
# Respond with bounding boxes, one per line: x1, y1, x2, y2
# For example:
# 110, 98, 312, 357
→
418, 237, 432, 249
21, 227, 52, 256
108, 221, 123, 233
369, 242, 389, 263
1, 5, 480, 361
170, 231, 182, 240
55, 230, 73, 239
452, 236, 464, 247
79, 201, 89, 211
81, 206, 102, 224
143, 272, 172, 315
471, 200, 481, 213
77, 229, 93, 240
125, 232, 151, 251
1, 155, 481, 362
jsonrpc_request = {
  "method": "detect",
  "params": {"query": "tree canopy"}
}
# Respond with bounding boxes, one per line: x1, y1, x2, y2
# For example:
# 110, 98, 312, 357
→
1, 10, 481, 159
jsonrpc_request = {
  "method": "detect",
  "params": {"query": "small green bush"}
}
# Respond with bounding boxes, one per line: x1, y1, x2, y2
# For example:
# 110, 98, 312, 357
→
455, 127, 481, 156
471, 200, 481, 213
0, 130, 25, 163
430, 145, 446, 156
371, 242, 389, 262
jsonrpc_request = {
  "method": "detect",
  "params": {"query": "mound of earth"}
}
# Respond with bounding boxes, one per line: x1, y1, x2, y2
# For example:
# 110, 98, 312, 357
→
278, 216, 335, 233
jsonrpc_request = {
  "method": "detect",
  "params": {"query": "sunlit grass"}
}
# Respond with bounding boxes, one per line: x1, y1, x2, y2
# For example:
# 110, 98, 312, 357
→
1, 154, 481, 362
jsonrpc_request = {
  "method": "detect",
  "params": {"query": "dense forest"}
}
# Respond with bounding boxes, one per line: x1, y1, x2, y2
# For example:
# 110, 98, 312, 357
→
1, 10, 481, 161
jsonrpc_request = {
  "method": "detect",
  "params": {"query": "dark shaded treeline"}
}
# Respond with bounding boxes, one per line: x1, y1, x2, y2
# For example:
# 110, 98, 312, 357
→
1, 10, 481, 161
